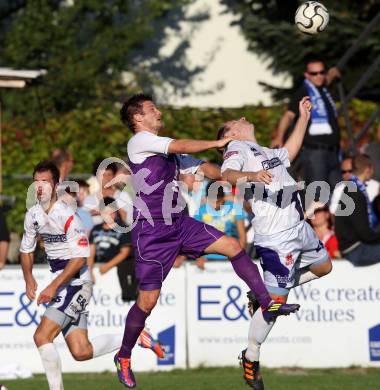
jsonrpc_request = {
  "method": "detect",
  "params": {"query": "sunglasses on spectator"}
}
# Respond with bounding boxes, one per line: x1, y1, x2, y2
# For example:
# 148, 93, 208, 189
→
308, 70, 326, 76
341, 169, 352, 174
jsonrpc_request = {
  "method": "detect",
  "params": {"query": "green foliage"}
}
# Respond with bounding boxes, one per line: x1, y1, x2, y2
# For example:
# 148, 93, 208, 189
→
0, 0, 189, 117
221, 0, 380, 101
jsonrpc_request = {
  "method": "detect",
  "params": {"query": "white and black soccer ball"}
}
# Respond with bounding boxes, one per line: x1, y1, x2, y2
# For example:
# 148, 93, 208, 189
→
0, 385, 9, 390
295, 1, 329, 35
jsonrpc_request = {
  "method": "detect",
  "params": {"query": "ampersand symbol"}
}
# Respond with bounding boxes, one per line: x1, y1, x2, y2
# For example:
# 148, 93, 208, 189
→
223, 286, 249, 321
15, 293, 39, 326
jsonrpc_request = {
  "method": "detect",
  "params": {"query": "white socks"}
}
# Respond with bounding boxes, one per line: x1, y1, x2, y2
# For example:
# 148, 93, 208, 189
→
38, 343, 64, 390
91, 333, 123, 358
245, 309, 275, 362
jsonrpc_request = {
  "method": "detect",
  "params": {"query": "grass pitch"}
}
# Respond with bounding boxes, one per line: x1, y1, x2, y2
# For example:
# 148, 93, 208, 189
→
1, 367, 380, 390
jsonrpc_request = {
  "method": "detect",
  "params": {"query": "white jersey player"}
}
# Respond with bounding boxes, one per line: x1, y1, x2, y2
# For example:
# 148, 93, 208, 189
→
20, 161, 164, 390
219, 97, 333, 390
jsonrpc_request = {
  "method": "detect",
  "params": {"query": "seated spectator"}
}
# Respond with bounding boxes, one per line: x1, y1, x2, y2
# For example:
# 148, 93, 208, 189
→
335, 154, 380, 266
309, 206, 341, 259
83, 162, 131, 225
194, 182, 246, 269
76, 180, 94, 236
88, 197, 137, 301
0, 207, 10, 269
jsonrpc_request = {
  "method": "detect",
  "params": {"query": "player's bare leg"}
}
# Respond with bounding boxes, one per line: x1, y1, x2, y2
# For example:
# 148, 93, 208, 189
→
34, 317, 64, 390
115, 289, 161, 388
205, 235, 300, 321
295, 258, 333, 285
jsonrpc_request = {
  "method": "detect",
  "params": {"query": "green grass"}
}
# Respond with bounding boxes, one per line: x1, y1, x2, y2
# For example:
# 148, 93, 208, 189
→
2, 367, 380, 390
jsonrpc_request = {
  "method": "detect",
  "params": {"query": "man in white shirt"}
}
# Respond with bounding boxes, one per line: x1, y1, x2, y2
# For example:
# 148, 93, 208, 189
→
220, 97, 333, 389
20, 161, 162, 390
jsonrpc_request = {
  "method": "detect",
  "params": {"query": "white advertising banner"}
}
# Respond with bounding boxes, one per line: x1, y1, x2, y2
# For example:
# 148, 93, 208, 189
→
0, 265, 187, 373
186, 261, 380, 368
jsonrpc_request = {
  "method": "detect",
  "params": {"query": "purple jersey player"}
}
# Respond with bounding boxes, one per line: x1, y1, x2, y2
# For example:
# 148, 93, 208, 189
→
113, 94, 300, 388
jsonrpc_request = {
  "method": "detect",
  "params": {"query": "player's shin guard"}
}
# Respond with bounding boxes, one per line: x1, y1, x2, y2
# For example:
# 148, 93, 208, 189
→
230, 250, 272, 309
91, 333, 123, 358
246, 308, 275, 362
38, 343, 64, 390
118, 303, 150, 358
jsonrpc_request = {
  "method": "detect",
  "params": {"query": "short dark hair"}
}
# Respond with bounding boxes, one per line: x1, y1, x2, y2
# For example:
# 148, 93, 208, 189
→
217, 124, 228, 140
120, 93, 154, 132
304, 55, 325, 69
76, 179, 89, 189
92, 158, 118, 176
33, 160, 60, 184
353, 154, 373, 174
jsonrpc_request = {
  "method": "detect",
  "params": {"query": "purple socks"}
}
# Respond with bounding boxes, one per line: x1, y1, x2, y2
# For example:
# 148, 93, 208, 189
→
230, 250, 272, 309
119, 303, 150, 358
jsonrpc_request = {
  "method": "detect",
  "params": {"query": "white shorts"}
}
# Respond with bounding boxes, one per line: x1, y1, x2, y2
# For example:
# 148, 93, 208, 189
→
254, 221, 329, 294
44, 282, 92, 337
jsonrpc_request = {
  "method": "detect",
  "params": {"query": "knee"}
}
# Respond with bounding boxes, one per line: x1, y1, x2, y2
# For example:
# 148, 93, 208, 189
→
324, 259, 333, 275
34, 329, 53, 347
70, 344, 92, 361
314, 259, 333, 277
225, 237, 242, 256
138, 295, 157, 313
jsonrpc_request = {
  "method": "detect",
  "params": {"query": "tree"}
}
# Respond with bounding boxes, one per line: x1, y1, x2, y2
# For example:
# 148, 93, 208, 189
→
220, 0, 380, 101
0, 0, 191, 118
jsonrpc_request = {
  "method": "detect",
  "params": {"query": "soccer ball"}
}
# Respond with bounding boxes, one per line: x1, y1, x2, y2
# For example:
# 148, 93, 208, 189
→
295, 1, 329, 35
0, 385, 8, 390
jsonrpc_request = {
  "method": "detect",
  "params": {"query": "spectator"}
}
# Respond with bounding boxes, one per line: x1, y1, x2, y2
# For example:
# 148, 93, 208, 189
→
76, 180, 94, 236
364, 123, 380, 182
329, 157, 352, 215
194, 182, 246, 269
273, 55, 341, 188
51, 148, 74, 181
0, 208, 10, 269
88, 197, 137, 302
335, 154, 380, 266
87, 157, 104, 194
310, 206, 341, 259
83, 162, 131, 225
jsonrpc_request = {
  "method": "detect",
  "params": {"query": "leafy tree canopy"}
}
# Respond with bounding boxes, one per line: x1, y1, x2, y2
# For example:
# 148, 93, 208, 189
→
221, 0, 380, 101
0, 0, 190, 118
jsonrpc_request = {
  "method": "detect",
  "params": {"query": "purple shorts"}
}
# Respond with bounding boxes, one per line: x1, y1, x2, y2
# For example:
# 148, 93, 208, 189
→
131, 214, 224, 291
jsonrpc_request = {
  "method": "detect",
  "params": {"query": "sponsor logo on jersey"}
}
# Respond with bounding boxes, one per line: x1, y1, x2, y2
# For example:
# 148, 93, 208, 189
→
262, 157, 282, 170
285, 253, 294, 266
223, 151, 238, 160
77, 236, 89, 247
40, 233, 67, 243
250, 147, 262, 156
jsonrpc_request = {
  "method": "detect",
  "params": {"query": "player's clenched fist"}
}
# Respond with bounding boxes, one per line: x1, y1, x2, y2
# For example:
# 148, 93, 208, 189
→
299, 96, 312, 121
37, 284, 57, 305
25, 277, 38, 301
249, 170, 273, 184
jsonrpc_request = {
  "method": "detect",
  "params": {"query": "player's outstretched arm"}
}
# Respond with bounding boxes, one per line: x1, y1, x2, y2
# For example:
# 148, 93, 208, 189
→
20, 252, 38, 301
271, 110, 295, 147
168, 138, 232, 154
283, 97, 311, 162
222, 169, 273, 185
197, 162, 222, 180
37, 257, 86, 305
